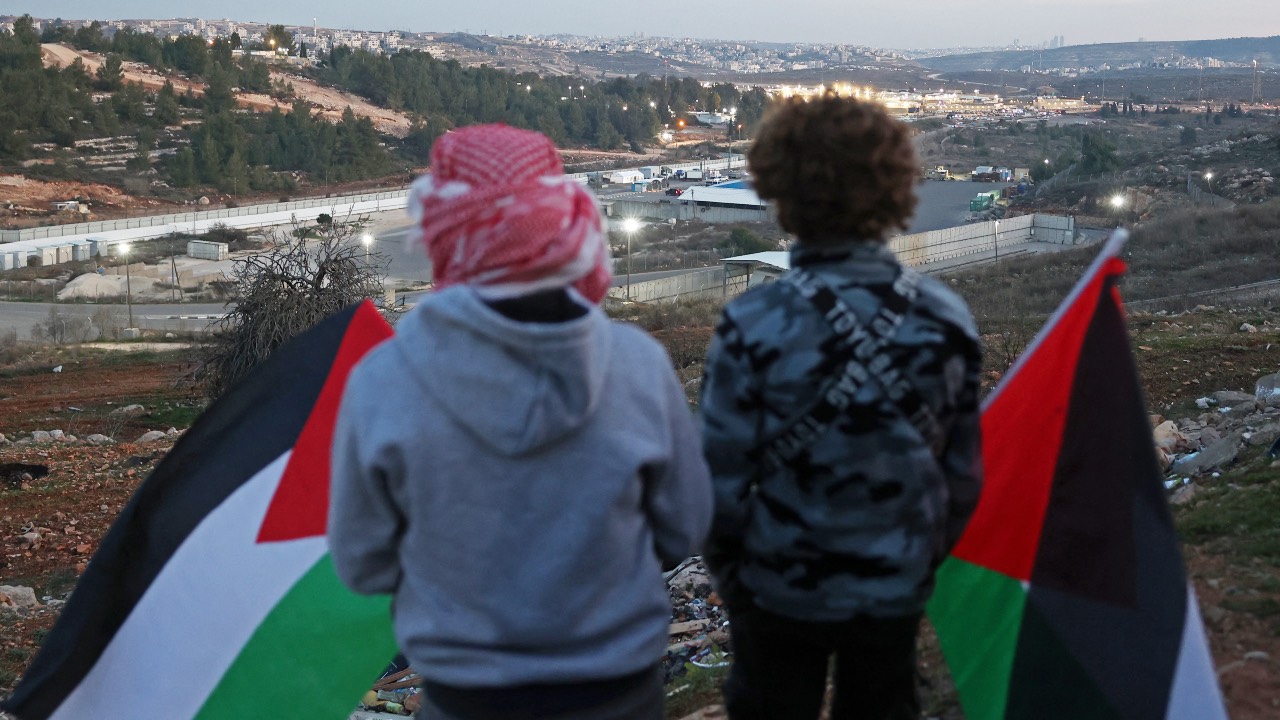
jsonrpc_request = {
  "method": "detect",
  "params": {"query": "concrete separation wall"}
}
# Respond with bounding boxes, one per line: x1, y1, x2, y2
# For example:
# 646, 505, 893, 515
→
611, 213, 1076, 304
0, 190, 409, 252
891, 214, 1074, 266
1186, 174, 1236, 210
608, 199, 771, 224
607, 268, 726, 304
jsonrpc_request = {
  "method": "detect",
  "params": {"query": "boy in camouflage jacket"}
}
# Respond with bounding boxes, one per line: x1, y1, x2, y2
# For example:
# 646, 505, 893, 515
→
700, 96, 983, 720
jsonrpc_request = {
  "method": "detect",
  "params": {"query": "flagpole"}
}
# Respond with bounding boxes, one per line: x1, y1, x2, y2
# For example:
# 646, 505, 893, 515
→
981, 229, 1129, 411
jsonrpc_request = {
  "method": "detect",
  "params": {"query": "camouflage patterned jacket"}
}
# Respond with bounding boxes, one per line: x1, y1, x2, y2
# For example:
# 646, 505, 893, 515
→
699, 240, 983, 621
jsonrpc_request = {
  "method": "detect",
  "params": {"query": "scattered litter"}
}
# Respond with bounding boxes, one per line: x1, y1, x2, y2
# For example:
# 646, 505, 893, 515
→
663, 556, 732, 682
52, 366, 62, 373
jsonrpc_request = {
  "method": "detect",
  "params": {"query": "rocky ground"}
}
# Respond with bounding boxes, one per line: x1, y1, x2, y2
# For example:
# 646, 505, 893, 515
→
1, 304, 1279, 717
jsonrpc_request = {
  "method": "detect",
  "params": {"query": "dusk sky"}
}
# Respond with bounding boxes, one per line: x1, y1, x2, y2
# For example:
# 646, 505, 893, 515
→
4, 0, 1275, 49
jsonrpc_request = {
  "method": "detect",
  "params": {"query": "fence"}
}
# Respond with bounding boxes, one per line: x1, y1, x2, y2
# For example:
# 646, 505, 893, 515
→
1034, 163, 1079, 197
1127, 278, 1280, 312
0, 190, 410, 245
1186, 174, 1236, 210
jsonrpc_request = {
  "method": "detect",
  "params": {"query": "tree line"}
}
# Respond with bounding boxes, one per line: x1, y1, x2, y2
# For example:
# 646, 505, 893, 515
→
318, 46, 770, 156
3, 15, 776, 199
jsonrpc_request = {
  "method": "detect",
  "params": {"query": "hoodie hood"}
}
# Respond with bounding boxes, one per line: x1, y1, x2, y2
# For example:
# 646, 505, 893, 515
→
394, 286, 613, 456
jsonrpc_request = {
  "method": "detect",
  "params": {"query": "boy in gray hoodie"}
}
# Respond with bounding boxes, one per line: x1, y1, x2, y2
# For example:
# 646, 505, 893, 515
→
329, 124, 713, 720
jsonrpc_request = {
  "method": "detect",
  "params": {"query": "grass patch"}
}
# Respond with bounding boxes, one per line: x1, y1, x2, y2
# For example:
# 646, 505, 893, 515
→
1221, 597, 1280, 619
610, 297, 725, 333
663, 664, 729, 719
1177, 480, 1280, 564
4, 566, 81, 601
146, 402, 205, 429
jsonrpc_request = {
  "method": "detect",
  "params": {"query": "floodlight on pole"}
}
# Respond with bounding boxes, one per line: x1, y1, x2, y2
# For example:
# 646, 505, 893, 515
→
1110, 194, 1126, 209
622, 218, 641, 300
361, 233, 373, 262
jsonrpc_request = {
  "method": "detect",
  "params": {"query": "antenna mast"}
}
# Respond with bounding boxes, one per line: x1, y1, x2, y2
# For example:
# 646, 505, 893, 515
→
1253, 59, 1263, 105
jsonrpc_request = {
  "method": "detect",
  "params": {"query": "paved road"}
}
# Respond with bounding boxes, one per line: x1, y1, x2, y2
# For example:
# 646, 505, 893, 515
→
909, 180, 1009, 233
0, 301, 226, 339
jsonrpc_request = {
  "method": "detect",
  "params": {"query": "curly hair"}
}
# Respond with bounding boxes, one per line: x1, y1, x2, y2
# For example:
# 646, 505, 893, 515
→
749, 95, 918, 243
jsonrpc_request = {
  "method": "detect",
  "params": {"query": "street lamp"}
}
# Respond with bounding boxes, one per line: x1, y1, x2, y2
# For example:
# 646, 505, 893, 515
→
361, 233, 373, 262
1204, 171, 1214, 191
120, 243, 134, 329
1110, 194, 1126, 209
622, 218, 641, 300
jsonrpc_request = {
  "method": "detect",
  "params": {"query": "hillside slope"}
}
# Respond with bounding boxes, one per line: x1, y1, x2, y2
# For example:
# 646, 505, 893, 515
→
921, 36, 1280, 72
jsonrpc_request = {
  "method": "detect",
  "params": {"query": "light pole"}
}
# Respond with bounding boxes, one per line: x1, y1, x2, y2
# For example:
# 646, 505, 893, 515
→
120, 243, 134, 329
1110, 193, 1127, 224
361, 233, 373, 263
1204, 171, 1214, 192
622, 218, 641, 300
992, 219, 999, 262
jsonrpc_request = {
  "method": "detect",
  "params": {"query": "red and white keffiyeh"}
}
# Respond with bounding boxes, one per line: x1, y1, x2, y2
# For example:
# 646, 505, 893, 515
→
409, 124, 612, 303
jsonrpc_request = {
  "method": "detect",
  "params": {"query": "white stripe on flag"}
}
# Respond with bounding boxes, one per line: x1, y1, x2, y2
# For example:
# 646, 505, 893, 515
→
51, 452, 328, 720
1165, 584, 1228, 720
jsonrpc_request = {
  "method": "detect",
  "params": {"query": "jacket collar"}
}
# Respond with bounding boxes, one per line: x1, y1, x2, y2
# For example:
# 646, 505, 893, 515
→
789, 239, 896, 269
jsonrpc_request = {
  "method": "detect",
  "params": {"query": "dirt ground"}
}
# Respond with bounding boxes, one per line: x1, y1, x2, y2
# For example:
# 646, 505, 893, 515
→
40, 44, 411, 138
3, 307, 1279, 714
41, 44, 204, 98
245, 71, 412, 137
0, 174, 155, 219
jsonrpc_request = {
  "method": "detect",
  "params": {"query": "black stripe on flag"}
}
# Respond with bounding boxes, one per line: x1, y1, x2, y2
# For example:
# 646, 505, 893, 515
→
3, 304, 362, 720
1009, 279, 1187, 719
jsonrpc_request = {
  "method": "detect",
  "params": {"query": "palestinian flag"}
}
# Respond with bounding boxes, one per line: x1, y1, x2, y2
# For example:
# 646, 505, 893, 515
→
927, 232, 1227, 719
2, 302, 399, 720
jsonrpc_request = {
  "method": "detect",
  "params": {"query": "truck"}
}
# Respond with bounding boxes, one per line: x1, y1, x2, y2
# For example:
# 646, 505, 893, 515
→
926, 165, 951, 181
969, 191, 1001, 212
684, 169, 704, 181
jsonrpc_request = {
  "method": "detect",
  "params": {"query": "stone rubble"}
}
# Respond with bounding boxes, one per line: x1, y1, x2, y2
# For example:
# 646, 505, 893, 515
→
1155, 371, 1280, 502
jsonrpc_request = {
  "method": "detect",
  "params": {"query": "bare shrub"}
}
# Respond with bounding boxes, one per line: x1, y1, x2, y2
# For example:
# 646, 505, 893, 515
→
0, 327, 19, 364
91, 306, 127, 341
614, 297, 725, 333
30, 306, 93, 345
200, 221, 387, 399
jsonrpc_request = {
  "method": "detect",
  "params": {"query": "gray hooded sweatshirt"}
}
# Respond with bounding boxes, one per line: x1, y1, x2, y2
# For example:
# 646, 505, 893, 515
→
328, 286, 712, 688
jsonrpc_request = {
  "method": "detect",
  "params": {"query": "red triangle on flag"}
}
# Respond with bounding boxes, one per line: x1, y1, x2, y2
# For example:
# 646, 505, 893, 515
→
951, 257, 1128, 581
257, 301, 394, 543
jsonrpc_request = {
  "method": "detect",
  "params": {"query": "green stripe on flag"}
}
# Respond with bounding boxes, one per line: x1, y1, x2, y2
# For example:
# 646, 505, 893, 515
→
196, 554, 397, 720
927, 557, 1026, 720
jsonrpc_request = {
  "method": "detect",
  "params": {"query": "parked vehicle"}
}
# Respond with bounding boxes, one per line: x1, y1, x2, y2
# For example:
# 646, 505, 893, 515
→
665, 188, 683, 196
926, 166, 951, 181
